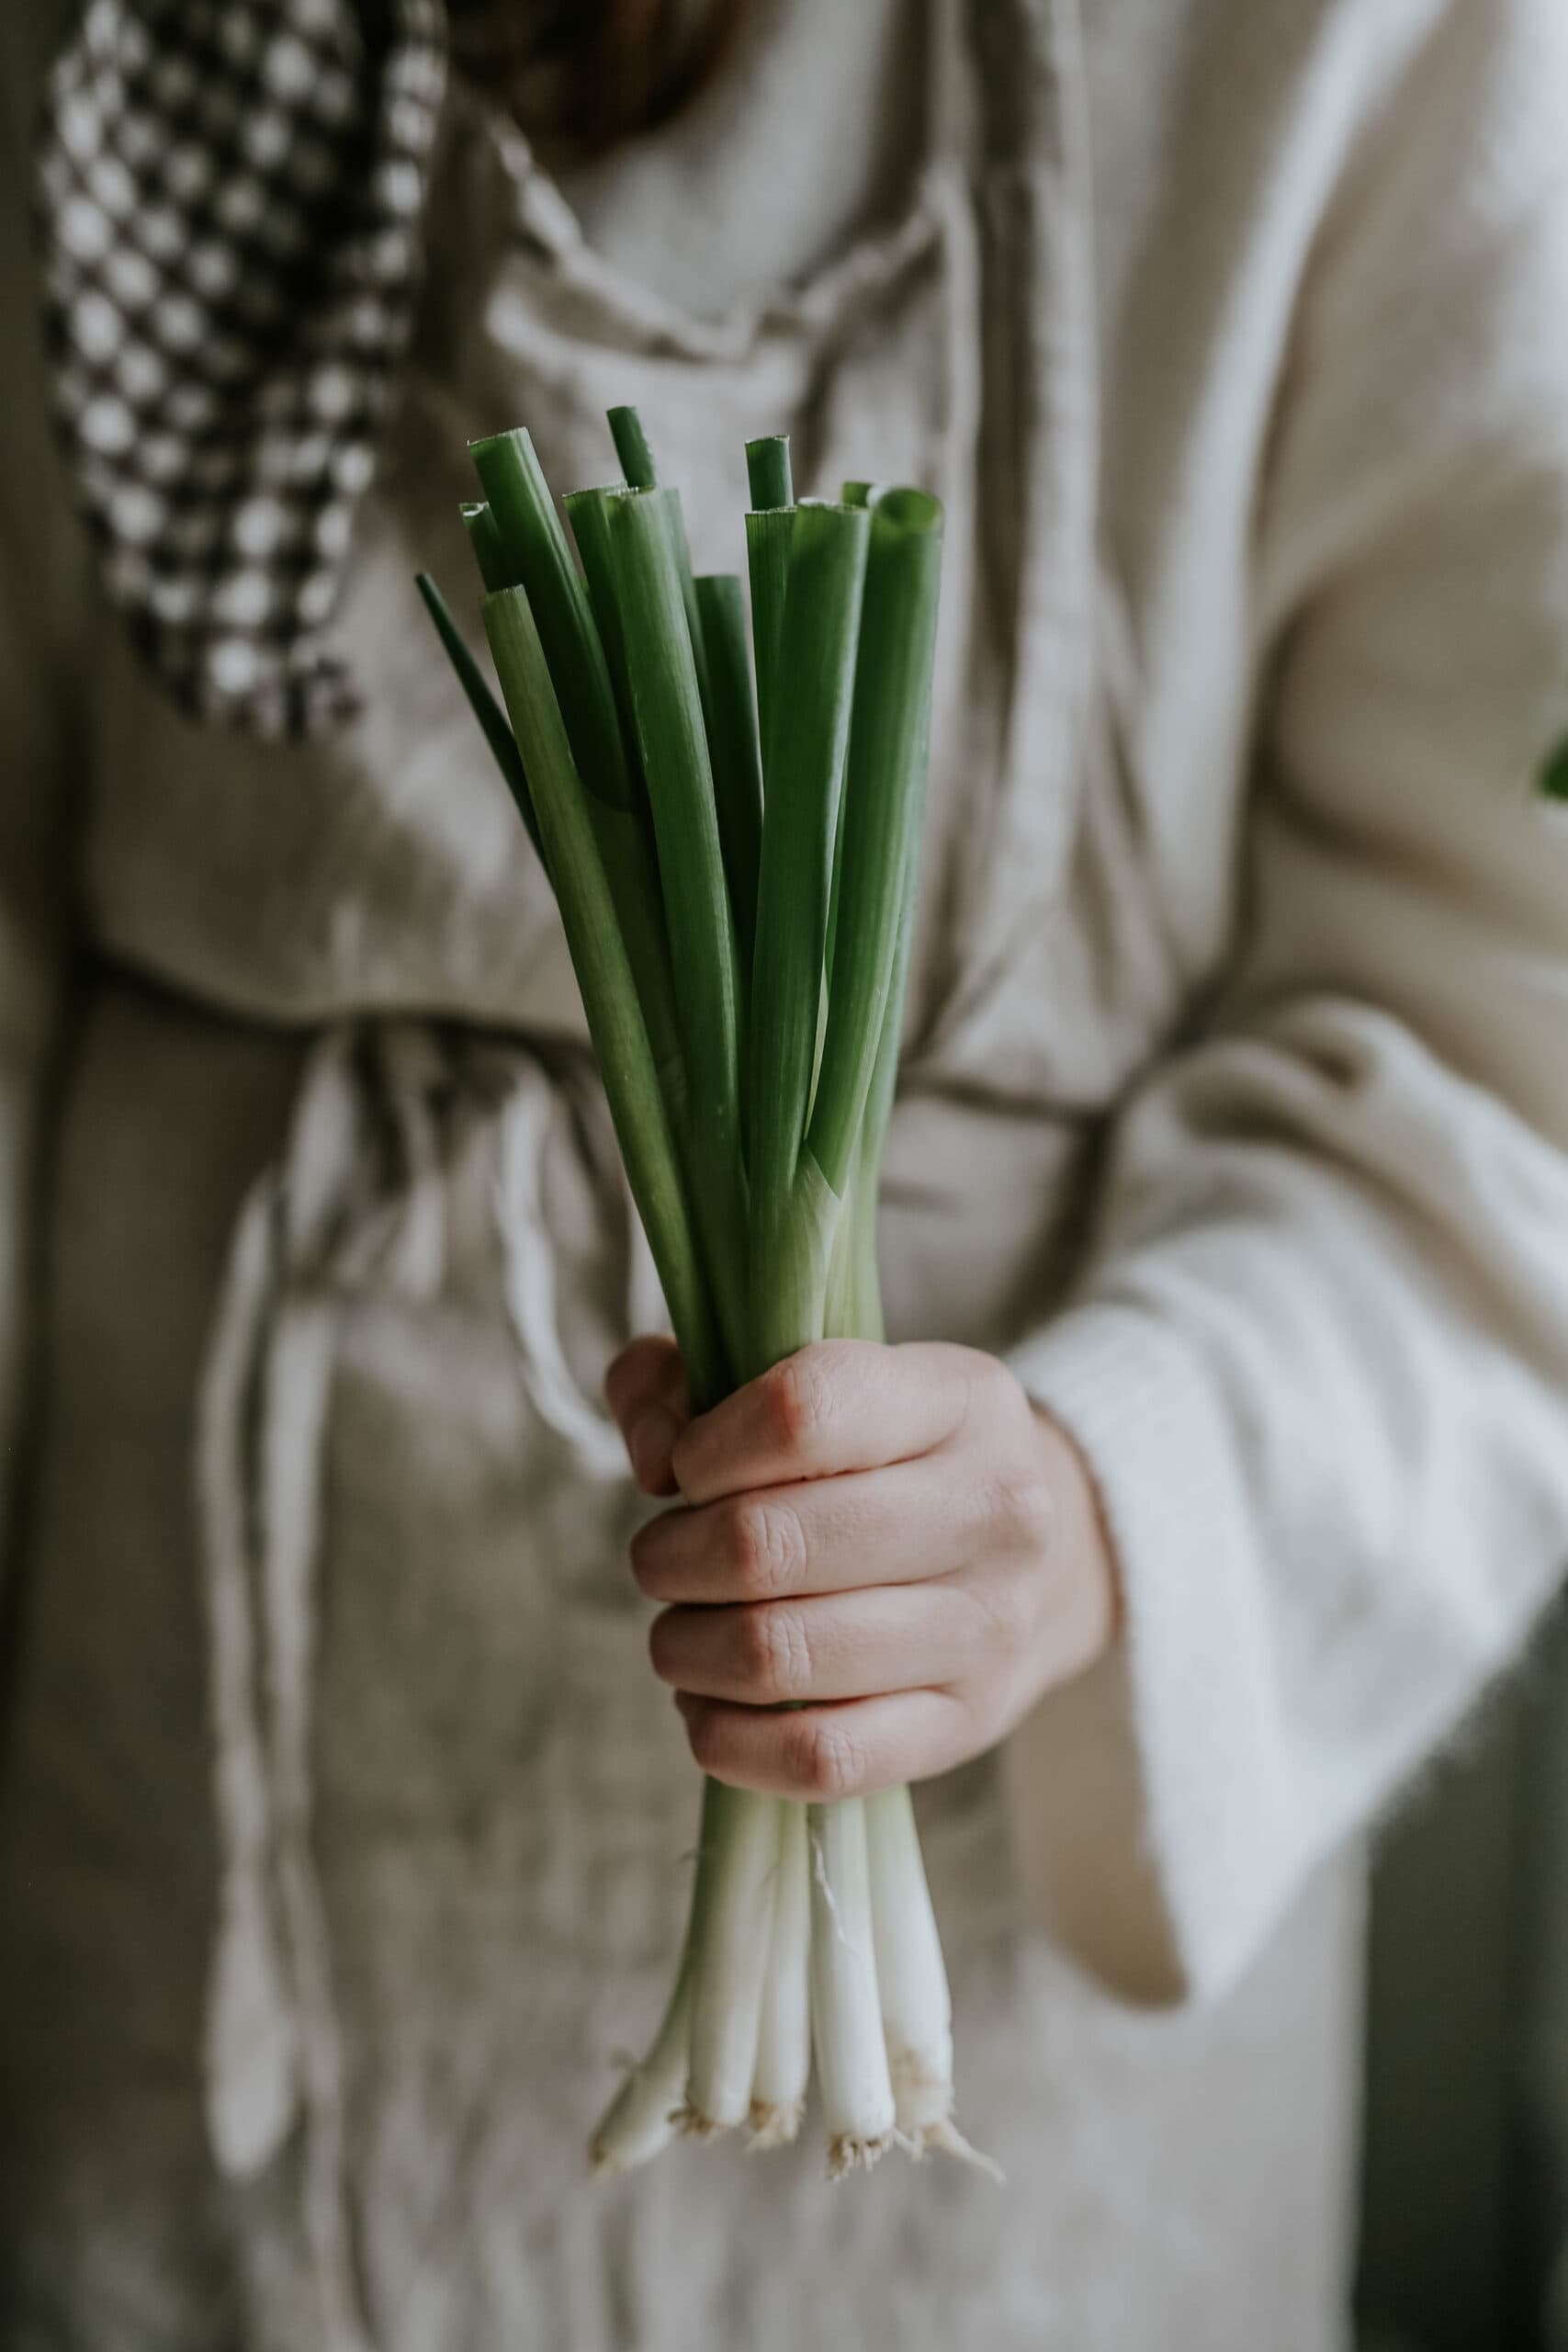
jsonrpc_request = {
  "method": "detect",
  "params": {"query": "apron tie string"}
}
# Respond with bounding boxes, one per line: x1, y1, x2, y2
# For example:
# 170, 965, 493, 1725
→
195, 1022, 649, 2346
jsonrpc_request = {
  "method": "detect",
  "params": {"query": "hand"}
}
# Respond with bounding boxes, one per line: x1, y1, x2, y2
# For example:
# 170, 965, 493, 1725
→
605, 1337, 1120, 1802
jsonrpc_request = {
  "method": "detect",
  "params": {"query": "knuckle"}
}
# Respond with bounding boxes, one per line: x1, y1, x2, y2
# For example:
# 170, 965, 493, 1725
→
737, 1602, 811, 1702
726, 1495, 807, 1600
950, 1342, 1006, 1424
757, 1351, 831, 1455
992, 1467, 1055, 1558
968, 1560, 1040, 1659
785, 1712, 865, 1800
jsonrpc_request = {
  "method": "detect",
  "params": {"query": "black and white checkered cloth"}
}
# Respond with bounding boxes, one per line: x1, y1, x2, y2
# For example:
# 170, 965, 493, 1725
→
37, 0, 447, 737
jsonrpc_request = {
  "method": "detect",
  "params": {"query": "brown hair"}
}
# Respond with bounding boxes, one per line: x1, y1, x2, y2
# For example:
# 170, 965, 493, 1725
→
447, 1, 749, 162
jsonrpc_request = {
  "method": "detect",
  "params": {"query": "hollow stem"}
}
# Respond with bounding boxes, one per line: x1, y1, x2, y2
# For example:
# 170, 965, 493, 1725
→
746, 435, 794, 513
608, 403, 660, 490
461, 500, 513, 592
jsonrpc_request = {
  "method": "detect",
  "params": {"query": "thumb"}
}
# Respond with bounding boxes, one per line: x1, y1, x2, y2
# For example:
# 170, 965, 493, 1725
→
605, 1334, 692, 1494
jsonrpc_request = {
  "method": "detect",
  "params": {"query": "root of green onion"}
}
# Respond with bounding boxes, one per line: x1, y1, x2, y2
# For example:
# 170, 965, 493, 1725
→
746, 2101, 806, 2152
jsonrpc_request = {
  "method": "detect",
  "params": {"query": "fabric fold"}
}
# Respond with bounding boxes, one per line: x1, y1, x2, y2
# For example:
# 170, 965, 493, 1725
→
195, 1022, 646, 2347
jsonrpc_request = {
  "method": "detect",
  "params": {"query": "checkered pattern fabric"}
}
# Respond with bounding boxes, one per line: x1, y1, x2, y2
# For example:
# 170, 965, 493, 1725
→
37, 0, 447, 737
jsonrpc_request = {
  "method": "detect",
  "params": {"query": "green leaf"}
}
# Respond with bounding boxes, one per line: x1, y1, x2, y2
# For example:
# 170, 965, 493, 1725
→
557, 487, 690, 1106
745, 510, 795, 789
745, 437, 795, 791
602, 412, 709, 724
460, 502, 513, 593
608, 486, 750, 1366
608, 404, 660, 490
1540, 738, 1568, 802
481, 583, 727, 1408
563, 483, 641, 761
414, 570, 544, 863
807, 489, 943, 1197
748, 500, 872, 1239
468, 428, 634, 812
746, 435, 794, 514
746, 1144, 840, 1374
693, 573, 764, 977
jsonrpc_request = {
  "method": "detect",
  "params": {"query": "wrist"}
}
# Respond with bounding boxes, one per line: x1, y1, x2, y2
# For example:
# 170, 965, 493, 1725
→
1029, 1398, 1122, 1677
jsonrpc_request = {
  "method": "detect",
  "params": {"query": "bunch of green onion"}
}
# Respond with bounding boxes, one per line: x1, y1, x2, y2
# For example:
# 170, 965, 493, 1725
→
418, 408, 967, 2177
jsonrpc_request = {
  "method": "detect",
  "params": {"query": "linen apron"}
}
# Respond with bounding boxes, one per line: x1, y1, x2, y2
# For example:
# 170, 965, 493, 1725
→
0, 3, 1360, 2346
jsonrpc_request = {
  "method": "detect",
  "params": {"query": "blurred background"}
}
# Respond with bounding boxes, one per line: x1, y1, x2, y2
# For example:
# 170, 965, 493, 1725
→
1359, 1599, 1568, 2351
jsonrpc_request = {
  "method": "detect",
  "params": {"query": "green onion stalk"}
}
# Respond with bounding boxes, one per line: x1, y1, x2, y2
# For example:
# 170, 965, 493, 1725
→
418, 413, 972, 2178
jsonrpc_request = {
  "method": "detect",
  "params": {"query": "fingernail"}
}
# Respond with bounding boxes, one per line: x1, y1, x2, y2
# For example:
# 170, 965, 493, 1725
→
627, 1405, 679, 1492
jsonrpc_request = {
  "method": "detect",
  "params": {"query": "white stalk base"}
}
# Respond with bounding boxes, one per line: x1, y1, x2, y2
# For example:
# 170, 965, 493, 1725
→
863, 1784, 953, 2134
686, 1786, 782, 2132
807, 1799, 897, 2158
747, 2097, 806, 2150
589, 1781, 988, 2181
590, 1965, 694, 2176
749, 1798, 811, 2134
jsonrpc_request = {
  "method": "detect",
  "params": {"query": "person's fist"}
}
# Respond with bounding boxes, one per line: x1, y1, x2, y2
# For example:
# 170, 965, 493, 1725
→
604, 1336, 1119, 1800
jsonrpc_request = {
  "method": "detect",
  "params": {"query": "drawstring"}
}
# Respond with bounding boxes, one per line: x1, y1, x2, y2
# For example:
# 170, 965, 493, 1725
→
197, 1174, 299, 2180
196, 1021, 646, 2346
494, 1058, 651, 1480
198, 1029, 376, 2351
258, 1294, 365, 2349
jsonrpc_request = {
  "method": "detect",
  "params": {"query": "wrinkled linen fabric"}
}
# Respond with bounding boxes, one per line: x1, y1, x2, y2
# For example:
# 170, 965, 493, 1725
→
5, 0, 1568, 2345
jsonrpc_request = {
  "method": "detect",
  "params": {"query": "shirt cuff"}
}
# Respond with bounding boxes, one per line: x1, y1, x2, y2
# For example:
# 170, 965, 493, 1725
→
1005, 1300, 1297, 2006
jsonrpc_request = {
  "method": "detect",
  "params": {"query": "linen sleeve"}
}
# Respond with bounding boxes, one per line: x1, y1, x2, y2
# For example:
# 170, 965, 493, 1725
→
1003, 0, 1568, 2005
0, 0, 87, 1594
